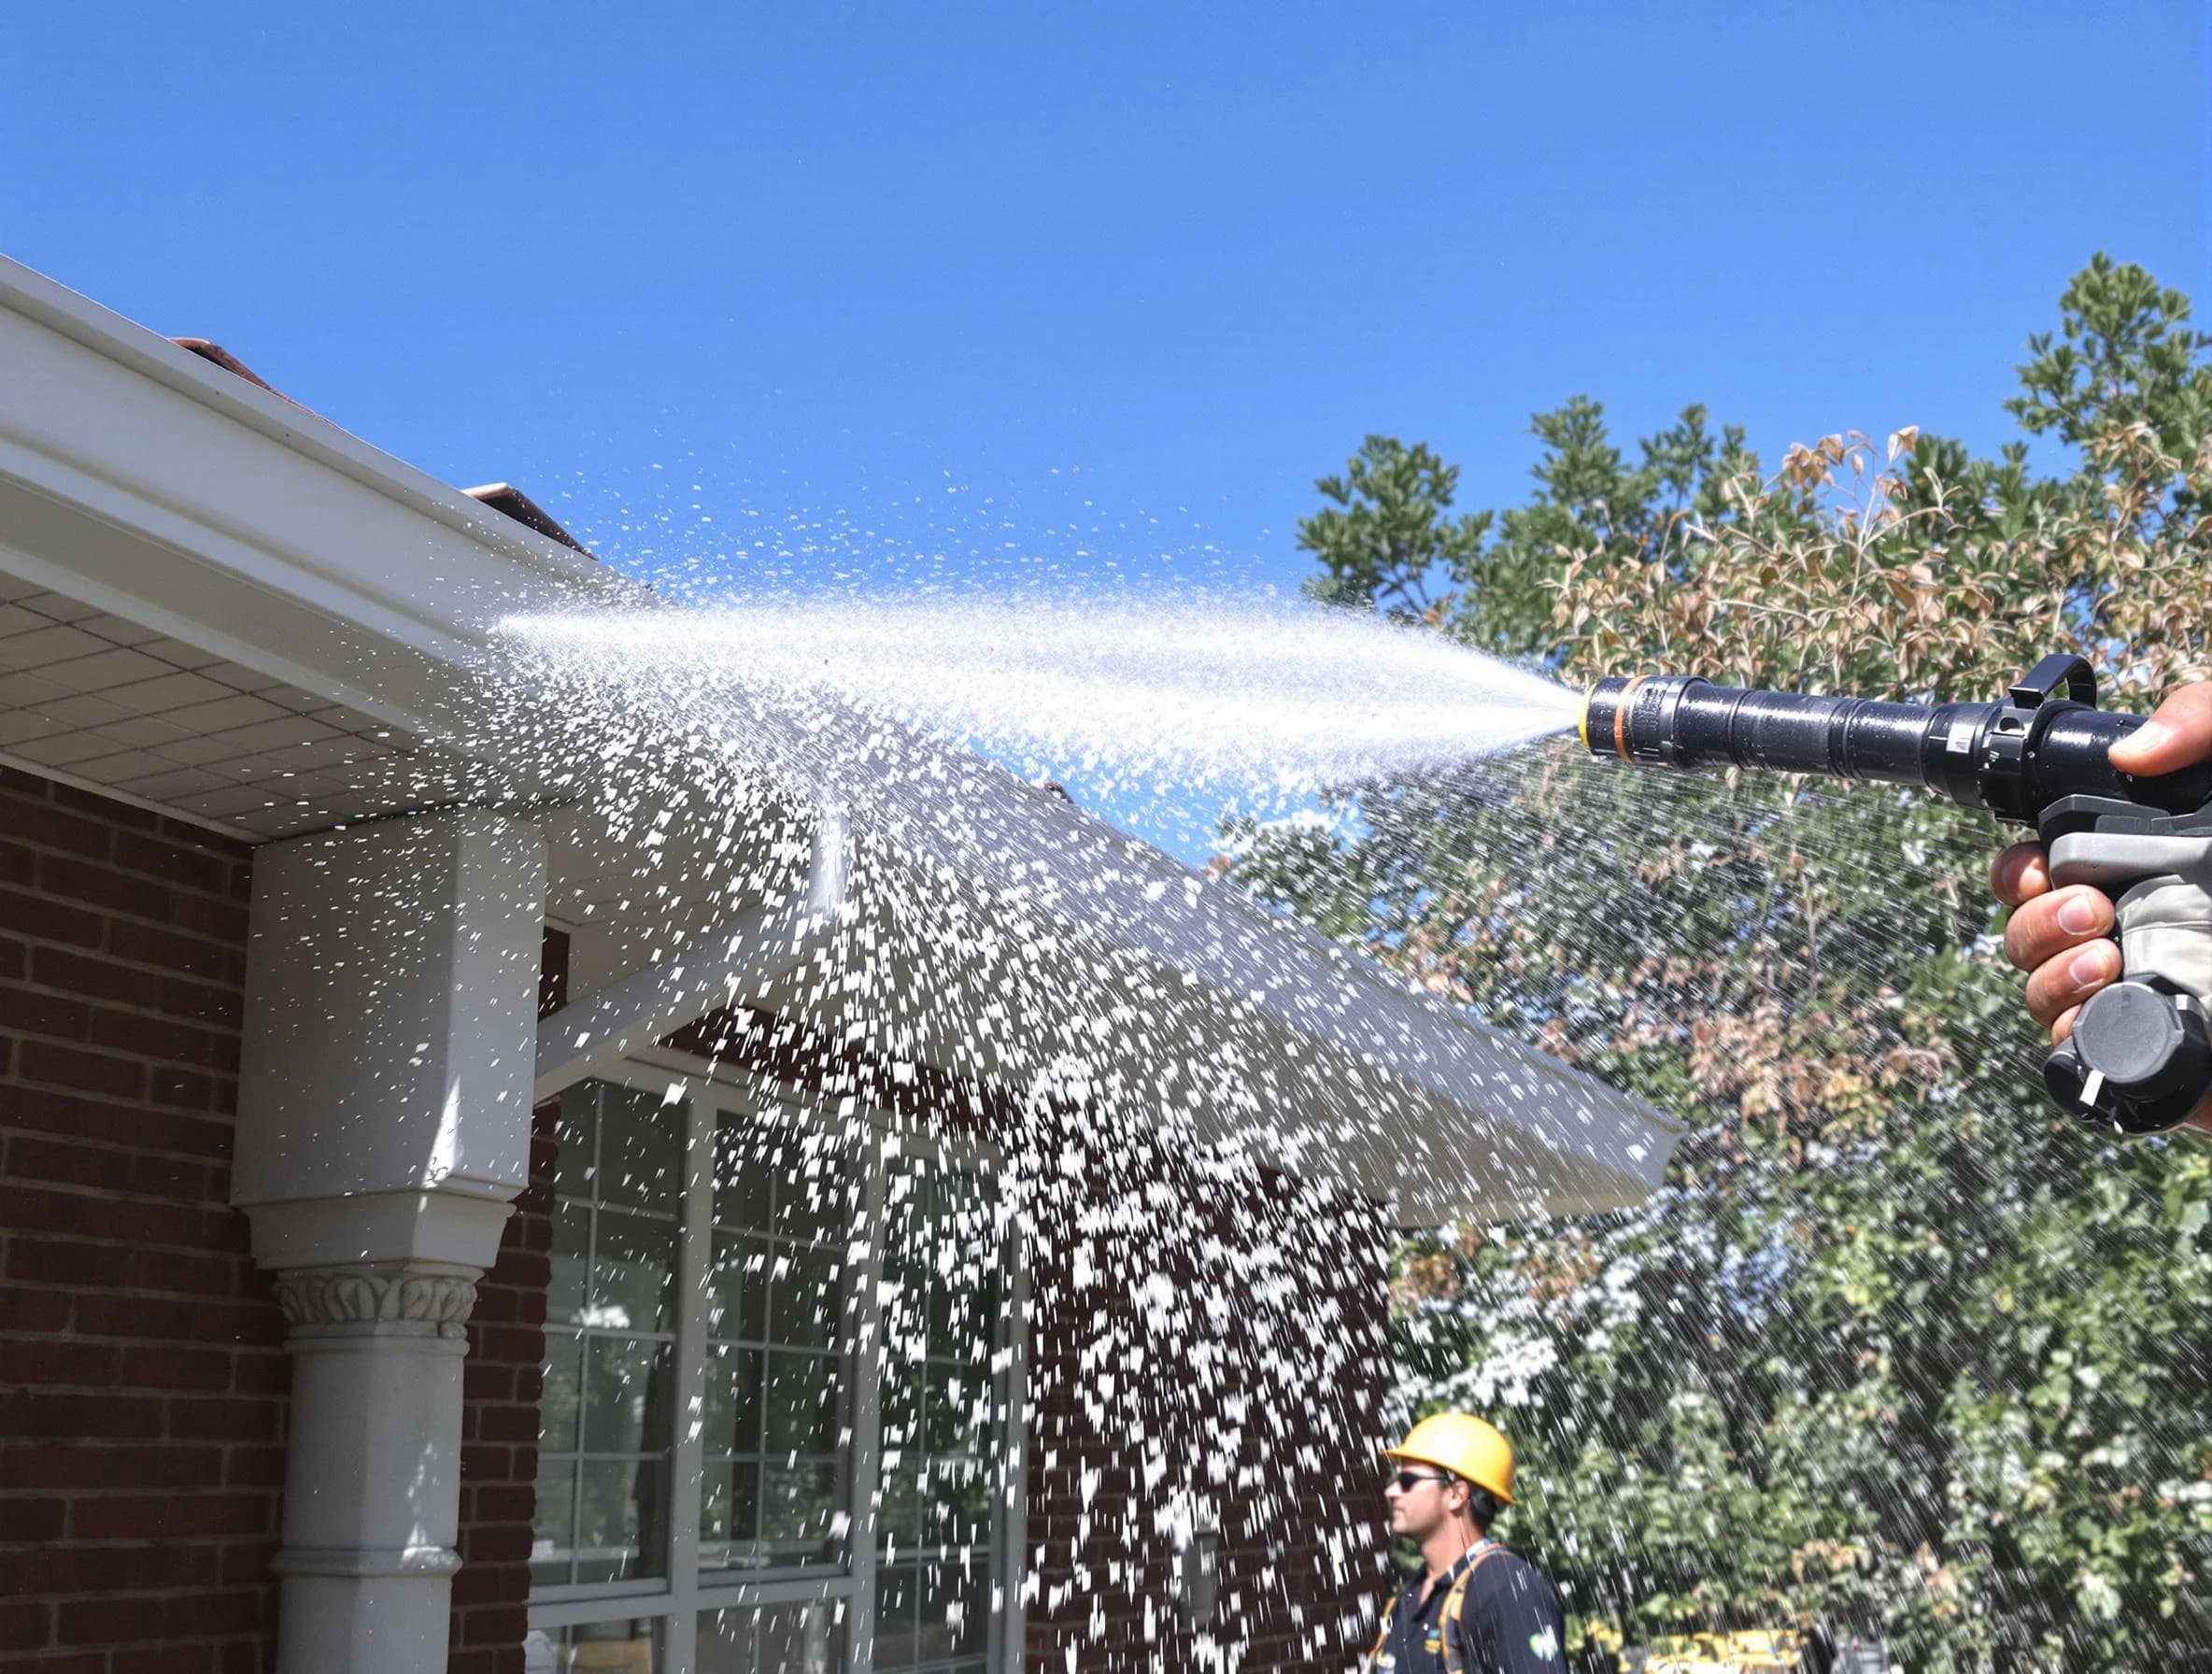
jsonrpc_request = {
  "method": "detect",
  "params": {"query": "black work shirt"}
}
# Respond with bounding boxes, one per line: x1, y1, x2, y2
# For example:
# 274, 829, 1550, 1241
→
1372, 1544, 1567, 1674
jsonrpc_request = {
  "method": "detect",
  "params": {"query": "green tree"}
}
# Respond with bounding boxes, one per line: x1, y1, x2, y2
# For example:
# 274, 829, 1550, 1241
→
1242, 257, 2212, 1669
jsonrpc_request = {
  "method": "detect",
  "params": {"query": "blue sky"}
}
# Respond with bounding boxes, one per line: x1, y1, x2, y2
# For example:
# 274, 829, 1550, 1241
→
3, 3, 2208, 606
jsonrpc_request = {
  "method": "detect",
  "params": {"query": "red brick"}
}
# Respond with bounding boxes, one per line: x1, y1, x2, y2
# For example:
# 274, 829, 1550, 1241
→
0, 1442, 224, 1491
50, 781, 157, 831
0, 888, 103, 949
2, 1136, 132, 1191
106, 921, 240, 984
72, 1293, 202, 1341
151, 973, 243, 1026
18, 1040, 145, 1099
124, 1151, 219, 1200
0, 1498, 65, 1540
0, 1183, 116, 1239
121, 1343, 234, 1390
0, 1285, 71, 1332
0, 792, 112, 857
6, 1237, 134, 1289
112, 830, 234, 896
230, 1352, 289, 1397
65, 1493, 269, 1540
146, 1066, 216, 1112
1, 1337, 115, 1385
0, 1390, 164, 1440
168, 1397, 279, 1442
0, 985, 90, 1040
112, 1646, 216, 1674
119, 1200, 246, 1256
0, 1540, 217, 1597
35, 855, 174, 923
223, 1444, 287, 1488
219, 1538, 279, 1586
30, 945, 155, 1006
0, 1600, 51, 1652
87, 1008, 227, 1070
168, 893, 248, 944
0, 937, 25, 980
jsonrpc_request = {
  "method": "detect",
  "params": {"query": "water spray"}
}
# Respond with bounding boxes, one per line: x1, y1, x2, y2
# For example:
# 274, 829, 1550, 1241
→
1582, 654, 2212, 1135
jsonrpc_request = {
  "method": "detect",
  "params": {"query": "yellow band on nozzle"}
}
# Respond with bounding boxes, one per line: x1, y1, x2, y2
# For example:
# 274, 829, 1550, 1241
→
1579, 686, 1593, 749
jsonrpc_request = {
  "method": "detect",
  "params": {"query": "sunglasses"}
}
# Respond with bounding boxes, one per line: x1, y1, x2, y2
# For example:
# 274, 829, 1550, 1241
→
1389, 1469, 1453, 1492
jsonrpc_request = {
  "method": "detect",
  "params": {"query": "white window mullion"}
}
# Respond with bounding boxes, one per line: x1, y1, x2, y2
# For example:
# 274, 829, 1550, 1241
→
660, 1086, 717, 1674
848, 1129, 887, 1671
996, 1221, 1030, 1674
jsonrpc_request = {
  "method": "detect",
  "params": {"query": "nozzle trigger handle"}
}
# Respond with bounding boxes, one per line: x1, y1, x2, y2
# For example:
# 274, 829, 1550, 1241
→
2044, 828, 2212, 1135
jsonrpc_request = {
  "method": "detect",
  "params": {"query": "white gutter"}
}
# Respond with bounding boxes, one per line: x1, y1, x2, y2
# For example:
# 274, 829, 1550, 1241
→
533, 809, 853, 1101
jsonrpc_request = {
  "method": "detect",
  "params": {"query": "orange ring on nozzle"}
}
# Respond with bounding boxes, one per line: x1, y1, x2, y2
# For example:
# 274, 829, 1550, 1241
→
1611, 674, 1649, 763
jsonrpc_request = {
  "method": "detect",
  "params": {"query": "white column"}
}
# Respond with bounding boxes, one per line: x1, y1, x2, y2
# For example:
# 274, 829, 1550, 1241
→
232, 812, 547, 1674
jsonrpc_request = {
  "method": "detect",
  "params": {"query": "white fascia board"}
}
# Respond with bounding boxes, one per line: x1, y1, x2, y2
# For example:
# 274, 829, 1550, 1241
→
0, 252, 645, 738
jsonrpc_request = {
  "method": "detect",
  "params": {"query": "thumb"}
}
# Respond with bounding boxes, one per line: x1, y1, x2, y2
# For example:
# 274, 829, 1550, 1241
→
2110, 683, 2212, 776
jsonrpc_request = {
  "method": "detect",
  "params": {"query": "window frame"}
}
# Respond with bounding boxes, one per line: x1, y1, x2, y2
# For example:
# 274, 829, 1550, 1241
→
526, 1046, 1030, 1674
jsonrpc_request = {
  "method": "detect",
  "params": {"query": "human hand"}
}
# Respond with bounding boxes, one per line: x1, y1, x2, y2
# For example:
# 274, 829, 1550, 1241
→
1991, 683, 2212, 1133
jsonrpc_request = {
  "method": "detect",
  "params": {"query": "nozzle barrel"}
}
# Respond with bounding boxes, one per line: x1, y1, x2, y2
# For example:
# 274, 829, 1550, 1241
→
1581, 672, 2205, 824
1583, 675, 1951, 786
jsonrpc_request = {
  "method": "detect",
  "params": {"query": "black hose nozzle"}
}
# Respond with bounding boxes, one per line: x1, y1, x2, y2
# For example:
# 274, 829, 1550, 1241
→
1581, 655, 2212, 1137
1580, 656, 2209, 826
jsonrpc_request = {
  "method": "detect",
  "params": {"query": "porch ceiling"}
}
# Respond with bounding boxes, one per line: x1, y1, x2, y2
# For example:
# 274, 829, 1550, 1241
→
0, 575, 469, 837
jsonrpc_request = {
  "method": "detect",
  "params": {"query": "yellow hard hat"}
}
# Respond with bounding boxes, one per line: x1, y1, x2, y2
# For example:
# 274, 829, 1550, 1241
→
1382, 1412, 1514, 1504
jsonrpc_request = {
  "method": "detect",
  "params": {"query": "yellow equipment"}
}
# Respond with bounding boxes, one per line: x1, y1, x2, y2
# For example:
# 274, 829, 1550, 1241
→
1382, 1412, 1515, 1504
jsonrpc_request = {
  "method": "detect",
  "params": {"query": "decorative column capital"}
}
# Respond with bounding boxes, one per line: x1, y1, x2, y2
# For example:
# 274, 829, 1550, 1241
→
270, 1261, 481, 1340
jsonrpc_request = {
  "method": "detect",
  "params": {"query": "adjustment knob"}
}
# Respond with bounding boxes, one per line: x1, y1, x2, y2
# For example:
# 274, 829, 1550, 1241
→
2046, 980, 2212, 1135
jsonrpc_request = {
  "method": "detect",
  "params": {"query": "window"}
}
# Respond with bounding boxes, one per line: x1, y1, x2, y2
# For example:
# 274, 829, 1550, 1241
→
530, 1072, 1025, 1673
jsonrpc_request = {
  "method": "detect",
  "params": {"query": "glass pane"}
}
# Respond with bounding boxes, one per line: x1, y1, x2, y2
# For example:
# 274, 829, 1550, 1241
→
702, 1343, 763, 1455
712, 1110, 775, 1230
554, 1085, 598, 1199
600, 1085, 683, 1211
698, 1458, 760, 1572
575, 1457, 667, 1584
582, 1335, 673, 1455
594, 1209, 676, 1333
879, 1369, 923, 1457
549, 1197, 590, 1326
921, 1457, 992, 1549
698, 1603, 844, 1674
875, 1561, 916, 1657
764, 1350, 845, 1454
760, 1458, 848, 1568
926, 1367, 990, 1454
551, 1616, 664, 1672
540, 1331, 583, 1454
529, 1458, 576, 1588
918, 1559, 986, 1661
707, 1232, 770, 1343
770, 1242, 844, 1351
759, 1600, 844, 1674
876, 1454, 919, 1554
774, 1141, 851, 1243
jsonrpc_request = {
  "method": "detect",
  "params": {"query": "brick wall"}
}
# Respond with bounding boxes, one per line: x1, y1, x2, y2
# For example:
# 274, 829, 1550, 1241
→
1016, 1128, 1392, 1674
448, 929, 567, 1674
0, 767, 284, 1674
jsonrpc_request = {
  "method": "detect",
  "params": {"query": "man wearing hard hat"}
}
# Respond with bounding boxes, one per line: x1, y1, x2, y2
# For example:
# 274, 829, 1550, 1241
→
1363, 1412, 1567, 1672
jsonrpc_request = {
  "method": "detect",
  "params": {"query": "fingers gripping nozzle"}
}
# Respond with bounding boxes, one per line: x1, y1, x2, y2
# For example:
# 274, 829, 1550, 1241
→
2042, 803, 2212, 1134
